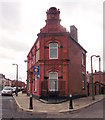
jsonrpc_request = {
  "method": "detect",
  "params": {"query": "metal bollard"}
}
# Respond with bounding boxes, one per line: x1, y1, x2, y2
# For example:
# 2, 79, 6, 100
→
29, 94, 33, 109
69, 94, 73, 109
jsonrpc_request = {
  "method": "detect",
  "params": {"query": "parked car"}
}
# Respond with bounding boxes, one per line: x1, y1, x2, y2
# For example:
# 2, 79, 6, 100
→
12, 87, 16, 93
1, 86, 13, 96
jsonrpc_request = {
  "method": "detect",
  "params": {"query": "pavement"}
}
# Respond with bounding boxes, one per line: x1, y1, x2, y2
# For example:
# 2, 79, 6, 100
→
13, 92, 105, 113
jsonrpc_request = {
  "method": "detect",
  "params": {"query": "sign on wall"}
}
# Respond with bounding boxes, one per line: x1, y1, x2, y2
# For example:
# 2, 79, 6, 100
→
33, 66, 39, 75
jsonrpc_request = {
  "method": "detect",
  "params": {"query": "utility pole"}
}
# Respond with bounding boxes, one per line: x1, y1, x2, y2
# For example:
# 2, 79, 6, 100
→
12, 64, 18, 96
91, 56, 95, 100
99, 57, 101, 94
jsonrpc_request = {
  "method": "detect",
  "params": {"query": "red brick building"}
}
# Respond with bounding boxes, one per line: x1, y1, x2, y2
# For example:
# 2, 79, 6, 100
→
0, 73, 25, 90
87, 71, 105, 95
12, 80, 25, 89
27, 7, 87, 99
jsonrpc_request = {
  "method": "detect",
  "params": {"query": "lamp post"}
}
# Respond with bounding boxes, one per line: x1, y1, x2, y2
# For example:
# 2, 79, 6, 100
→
12, 63, 18, 96
91, 55, 100, 100
24, 60, 33, 109
99, 57, 101, 94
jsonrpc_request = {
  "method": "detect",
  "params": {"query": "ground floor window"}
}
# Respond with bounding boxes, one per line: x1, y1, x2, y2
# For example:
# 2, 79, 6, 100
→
28, 79, 30, 91
34, 75, 37, 92
49, 72, 58, 91
82, 72, 85, 90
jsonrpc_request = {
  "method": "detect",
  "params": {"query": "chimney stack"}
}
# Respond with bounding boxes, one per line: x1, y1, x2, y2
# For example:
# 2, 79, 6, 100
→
70, 25, 78, 42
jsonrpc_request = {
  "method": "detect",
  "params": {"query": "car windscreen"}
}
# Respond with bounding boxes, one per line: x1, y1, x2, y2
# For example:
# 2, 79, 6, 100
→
4, 87, 12, 90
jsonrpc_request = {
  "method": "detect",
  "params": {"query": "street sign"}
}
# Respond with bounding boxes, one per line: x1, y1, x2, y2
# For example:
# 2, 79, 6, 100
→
33, 66, 39, 75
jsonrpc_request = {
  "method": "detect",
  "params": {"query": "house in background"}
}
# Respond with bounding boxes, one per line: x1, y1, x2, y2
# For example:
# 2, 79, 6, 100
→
27, 7, 87, 99
12, 80, 25, 90
0, 74, 6, 89
87, 71, 105, 96
0, 73, 25, 90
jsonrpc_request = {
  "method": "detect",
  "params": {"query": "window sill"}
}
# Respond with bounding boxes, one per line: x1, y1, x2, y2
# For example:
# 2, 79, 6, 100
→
49, 58, 58, 60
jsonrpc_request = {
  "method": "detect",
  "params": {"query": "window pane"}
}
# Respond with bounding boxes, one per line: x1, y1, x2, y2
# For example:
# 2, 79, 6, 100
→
50, 49, 57, 58
49, 43, 58, 59
50, 43, 57, 47
82, 53, 85, 66
49, 72, 58, 91
50, 80, 55, 90
28, 80, 30, 91
82, 74, 85, 89
36, 50, 39, 62
49, 73, 57, 79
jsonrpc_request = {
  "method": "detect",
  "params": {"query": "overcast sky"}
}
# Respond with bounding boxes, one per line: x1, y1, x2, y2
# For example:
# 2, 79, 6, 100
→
0, 0, 104, 83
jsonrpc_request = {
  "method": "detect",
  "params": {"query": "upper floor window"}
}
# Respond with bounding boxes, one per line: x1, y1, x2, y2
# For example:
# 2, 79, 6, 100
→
36, 49, 39, 63
28, 59, 31, 69
82, 53, 85, 66
49, 43, 58, 59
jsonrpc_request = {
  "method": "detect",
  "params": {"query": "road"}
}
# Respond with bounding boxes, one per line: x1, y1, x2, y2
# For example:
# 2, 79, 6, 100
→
2, 96, 47, 119
47, 99, 104, 119
1, 95, 105, 120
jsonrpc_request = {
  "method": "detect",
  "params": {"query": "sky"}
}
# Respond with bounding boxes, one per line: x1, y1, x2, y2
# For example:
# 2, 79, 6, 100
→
0, 0, 104, 83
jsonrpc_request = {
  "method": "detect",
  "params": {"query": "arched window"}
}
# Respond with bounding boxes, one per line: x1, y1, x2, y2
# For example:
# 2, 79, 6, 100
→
49, 72, 58, 91
49, 43, 58, 59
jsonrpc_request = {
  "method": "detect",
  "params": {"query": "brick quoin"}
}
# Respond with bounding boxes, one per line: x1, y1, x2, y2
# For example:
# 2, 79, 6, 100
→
27, 7, 87, 99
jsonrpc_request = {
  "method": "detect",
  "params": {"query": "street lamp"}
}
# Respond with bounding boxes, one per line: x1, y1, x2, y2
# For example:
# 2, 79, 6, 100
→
12, 63, 18, 96
24, 60, 33, 109
99, 57, 101, 94
91, 55, 100, 100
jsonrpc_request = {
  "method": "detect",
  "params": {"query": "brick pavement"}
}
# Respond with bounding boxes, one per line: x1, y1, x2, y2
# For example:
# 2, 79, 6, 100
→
13, 92, 105, 113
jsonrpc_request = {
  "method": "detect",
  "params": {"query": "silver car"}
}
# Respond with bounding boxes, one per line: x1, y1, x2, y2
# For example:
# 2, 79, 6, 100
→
1, 86, 13, 96
12, 87, 16, 93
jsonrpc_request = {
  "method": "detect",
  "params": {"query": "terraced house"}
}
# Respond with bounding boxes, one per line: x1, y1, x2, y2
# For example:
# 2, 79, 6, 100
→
27, 7, 87, 99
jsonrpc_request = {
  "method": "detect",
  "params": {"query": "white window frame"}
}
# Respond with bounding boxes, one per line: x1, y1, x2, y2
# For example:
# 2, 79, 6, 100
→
49, 72, 58, 91
82, 72, 85, 90
82, 52, 85, 66
36, 49, 39, 63
34, 75, 37, 92
28, 79, 30, 91
49, 43, 58, 59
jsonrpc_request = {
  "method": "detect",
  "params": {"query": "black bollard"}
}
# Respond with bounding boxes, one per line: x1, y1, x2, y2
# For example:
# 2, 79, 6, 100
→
29, 94, 33, 109
69, 94, 73, 109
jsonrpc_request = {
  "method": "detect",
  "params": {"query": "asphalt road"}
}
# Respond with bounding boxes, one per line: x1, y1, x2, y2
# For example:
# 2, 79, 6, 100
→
1, 95, 105, 120
46, 98, 104, 119
2, 95, 47, 119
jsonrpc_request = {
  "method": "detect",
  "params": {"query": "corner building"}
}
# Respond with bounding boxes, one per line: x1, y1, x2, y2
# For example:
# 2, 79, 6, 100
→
27, 7, 87, 99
